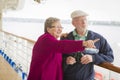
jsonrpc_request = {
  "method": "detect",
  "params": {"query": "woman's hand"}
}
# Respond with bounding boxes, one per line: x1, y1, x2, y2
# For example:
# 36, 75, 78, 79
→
83, 39, 100, 48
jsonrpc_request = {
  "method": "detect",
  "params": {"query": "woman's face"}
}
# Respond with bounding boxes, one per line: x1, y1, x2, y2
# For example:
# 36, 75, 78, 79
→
47, 21, 63, 38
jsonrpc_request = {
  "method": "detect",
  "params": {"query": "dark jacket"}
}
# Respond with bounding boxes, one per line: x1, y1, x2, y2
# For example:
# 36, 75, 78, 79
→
61, 30, 114, 80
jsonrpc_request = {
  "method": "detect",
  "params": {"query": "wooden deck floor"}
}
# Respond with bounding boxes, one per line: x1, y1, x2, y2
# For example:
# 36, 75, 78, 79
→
0, 55, 22, 80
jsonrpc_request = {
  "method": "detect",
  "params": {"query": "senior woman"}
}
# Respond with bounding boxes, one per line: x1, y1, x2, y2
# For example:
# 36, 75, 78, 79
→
27, 17, 97, 80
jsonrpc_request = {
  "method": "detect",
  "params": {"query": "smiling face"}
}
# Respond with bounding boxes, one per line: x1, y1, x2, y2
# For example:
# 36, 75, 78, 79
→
47, 21, 63, 38
44, 17, 63, 39
72, 16, 88, 33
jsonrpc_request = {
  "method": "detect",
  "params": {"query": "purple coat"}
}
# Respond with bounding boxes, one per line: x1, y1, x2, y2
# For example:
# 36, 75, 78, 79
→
27, 33, 85, 80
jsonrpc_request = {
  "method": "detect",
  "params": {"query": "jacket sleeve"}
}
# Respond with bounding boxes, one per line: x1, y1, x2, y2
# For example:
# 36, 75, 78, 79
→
92, 37, 114, 64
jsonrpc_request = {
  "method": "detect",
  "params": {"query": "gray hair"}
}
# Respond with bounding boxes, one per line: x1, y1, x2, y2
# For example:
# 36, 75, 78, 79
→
44, 17, 60, 32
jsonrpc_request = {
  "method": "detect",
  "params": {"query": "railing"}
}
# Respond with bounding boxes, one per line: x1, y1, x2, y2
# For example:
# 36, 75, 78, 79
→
97, 62, 120, 73
0, 30, 35, 80
0, 30, 120, 80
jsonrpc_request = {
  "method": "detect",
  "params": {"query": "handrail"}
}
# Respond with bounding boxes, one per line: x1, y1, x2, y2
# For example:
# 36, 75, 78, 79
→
0, 29, 35, 44
0, 30, 120, 74
97, 62, 120, 73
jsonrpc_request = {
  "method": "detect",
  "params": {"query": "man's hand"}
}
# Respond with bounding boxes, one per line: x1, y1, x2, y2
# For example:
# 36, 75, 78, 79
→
60, 33, 68, 38
80, 55, 93, 64
66, 56, 76, 65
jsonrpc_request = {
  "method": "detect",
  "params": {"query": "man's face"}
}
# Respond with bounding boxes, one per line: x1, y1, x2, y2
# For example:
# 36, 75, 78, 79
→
72, 16, 88, 32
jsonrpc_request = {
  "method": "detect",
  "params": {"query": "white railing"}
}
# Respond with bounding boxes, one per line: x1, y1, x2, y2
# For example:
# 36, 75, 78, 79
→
0, 30, 35, 80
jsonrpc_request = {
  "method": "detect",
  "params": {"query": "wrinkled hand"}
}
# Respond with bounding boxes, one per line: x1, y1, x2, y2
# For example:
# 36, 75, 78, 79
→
80, 55, 93, 64
83, 39, 100, 48
60, 33, 68, 38
66, 56, 76, 65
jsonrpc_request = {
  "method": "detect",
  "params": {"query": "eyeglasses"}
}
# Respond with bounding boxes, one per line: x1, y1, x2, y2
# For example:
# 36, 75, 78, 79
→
51, 26, 64, 29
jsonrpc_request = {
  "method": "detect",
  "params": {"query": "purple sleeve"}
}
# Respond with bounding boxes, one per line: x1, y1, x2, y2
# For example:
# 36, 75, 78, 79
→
42, 35, 85, 53
57, 40, 85, 53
